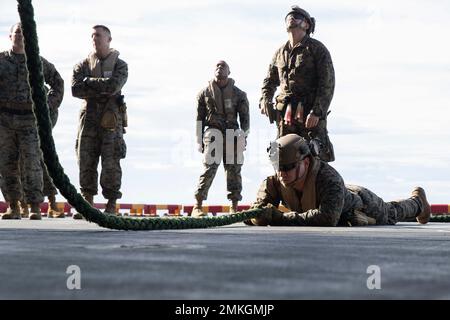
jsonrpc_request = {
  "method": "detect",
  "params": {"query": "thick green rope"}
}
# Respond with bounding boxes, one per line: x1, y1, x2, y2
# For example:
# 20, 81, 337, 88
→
17, 0, 264, 230
430, 215, 450, 223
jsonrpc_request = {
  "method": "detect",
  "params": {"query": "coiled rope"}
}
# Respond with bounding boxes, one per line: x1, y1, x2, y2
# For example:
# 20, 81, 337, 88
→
17, 0, 449, 227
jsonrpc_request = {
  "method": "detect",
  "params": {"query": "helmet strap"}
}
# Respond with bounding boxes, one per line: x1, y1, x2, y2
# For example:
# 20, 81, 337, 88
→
284, 159, 308, 188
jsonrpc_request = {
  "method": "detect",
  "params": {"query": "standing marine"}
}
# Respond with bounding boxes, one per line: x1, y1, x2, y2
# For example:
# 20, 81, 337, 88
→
260, 6, 335, 162
0, 23, 64, 220
192, 61, 249, 217
72, 25, 128, 218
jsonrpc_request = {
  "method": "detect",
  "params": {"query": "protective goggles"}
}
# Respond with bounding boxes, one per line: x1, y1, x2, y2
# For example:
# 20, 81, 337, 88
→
272, 161, 298, 172
286, 13, 306, 21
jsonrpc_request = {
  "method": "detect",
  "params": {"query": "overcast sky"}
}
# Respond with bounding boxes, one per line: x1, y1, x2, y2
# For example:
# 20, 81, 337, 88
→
1, 0, 449, 206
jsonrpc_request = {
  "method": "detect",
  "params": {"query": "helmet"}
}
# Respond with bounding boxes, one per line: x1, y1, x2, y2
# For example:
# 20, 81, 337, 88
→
285, 5, 316, 34
268, 134, 311, 171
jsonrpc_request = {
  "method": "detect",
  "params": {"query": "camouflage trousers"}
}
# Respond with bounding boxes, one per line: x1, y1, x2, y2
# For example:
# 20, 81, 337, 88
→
76, 111, 126, 200
38, 108, 58, 197
345, 185, 421, 225
19, 108, 59, 199
195, 128, 243, 202
0, 112, 44, 203
1, 159, 56, 200
22, 158, 57, 197
278, 119, 335, 162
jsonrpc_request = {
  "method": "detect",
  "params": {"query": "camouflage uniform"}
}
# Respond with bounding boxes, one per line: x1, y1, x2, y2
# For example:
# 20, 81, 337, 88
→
252, 158, 423, 226
261, 35, 335, 161
20, 77, 62, 201
195, 79, 249, 202
72, 50, 128, 200
0, 50, 64, 204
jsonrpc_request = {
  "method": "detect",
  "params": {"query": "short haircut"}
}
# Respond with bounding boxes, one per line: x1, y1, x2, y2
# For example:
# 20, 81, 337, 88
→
92, 25, 111, 37
10, 22, 21, 34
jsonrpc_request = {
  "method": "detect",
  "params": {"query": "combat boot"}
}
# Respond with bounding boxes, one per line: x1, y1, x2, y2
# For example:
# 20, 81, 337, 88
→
412, 187, 430, 224
20, 200, 29, 218
47, 194, 65, 218
83, 194, 94, 206
28, 203, 42, 220
2, 201, 21, 220
229, 200, 238, 214
191, 197, 206, 218
104, 199, 117, 215
73, 194, 93, 220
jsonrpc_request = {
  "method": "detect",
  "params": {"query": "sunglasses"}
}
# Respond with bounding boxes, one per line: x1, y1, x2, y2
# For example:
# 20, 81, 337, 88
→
273, 162, 298, 172
286, 13, 305, 21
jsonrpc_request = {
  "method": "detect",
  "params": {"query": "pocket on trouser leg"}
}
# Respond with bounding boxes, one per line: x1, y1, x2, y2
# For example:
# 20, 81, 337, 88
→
101, 110, 119, 130
315, 122, 335, 162
320, 135, 335, 162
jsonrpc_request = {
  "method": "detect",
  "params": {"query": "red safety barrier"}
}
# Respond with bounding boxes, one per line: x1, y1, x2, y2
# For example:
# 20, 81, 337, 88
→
430, 204, 450, 214
1, 202, 450, 216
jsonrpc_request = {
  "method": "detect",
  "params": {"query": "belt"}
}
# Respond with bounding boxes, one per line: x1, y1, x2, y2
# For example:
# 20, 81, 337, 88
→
0, 101, 33, 114
0, 107, 33, 115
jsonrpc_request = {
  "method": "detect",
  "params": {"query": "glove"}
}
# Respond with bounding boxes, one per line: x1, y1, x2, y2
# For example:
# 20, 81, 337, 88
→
280, 211, 307, 226
255, 203, 284, 225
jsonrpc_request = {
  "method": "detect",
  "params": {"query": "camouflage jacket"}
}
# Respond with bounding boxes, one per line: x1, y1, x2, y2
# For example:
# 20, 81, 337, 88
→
252, 159, 362, 226
71, 52, 128, 117
0, 50, 64, 110
197, 79, 250, 133
261, 36, 335, 119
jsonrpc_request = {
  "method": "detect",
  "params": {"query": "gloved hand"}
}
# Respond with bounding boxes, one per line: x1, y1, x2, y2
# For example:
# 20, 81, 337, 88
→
249, 203, 284, 226
265, 203, 284, 216
280, 211, 307, 226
